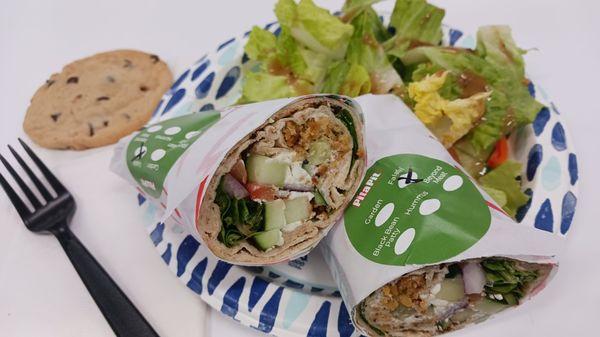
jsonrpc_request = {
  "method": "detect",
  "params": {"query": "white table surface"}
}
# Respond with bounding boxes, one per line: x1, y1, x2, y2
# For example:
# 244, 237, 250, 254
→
1, 0, 599, 336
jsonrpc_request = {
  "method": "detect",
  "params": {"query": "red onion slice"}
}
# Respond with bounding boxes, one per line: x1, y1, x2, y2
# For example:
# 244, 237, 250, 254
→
461, 262, 487, 294
222, 174, 249, 199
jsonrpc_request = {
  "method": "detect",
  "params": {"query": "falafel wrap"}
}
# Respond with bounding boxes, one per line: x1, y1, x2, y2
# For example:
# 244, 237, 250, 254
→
111, 95, 365, 265
320, 94, 562, 337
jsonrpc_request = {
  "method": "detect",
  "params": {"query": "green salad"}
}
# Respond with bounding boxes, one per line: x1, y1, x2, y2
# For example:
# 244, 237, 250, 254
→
240, 0, 544, 217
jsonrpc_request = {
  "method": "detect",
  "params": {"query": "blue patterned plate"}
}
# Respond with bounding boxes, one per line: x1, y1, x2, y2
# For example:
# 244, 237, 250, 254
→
135, 21, 578, 337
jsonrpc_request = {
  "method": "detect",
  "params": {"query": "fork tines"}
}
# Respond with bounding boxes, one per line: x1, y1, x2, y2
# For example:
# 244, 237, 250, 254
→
0, 139, 66, 217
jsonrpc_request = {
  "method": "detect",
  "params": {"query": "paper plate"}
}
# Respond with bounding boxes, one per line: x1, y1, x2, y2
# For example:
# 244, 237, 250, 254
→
135, 20, 579, 337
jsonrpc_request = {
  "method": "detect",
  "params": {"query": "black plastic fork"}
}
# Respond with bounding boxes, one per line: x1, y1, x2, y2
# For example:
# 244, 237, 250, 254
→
0, 139, 160, 337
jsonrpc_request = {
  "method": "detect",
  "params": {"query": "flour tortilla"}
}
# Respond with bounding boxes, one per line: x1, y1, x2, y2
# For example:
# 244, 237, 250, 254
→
354, 258, 553, 337
198, 96, 365, 264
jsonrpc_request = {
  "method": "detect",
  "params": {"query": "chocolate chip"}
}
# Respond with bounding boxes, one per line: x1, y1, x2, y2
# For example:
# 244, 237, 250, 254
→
103, 121, 109, 127
96, 96, 110, 101
122, 113, 131, 121
123, 59, 132, 68
46, 79, 55, 87
73, 94, 82, 101
107, 76, 115, 83
50, 113, 61, 122
139, 85, 148, 92
67, 76, 78, 84
88, 123, 95, 136
150, 54, 159, 63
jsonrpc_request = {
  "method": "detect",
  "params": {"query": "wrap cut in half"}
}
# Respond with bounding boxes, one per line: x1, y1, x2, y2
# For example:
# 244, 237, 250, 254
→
354, 257, 553, 337
198, 96, 366, 265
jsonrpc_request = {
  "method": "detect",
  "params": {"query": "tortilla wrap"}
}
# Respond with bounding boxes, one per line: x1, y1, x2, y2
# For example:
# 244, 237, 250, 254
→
198, 96, 366, 264
354, 257, 553, 337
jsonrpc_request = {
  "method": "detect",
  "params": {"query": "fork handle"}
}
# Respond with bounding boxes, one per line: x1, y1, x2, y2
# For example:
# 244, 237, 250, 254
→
54, 226, 160, 337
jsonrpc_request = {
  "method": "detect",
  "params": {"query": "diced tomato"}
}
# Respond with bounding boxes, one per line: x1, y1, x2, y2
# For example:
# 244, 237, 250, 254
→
245, 183, 276, 201
487, 137, 509, 169
229, 159, 248, 184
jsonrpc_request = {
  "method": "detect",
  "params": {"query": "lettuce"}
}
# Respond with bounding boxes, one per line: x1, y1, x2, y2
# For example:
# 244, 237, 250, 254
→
341, 0, 384, 22
240, 72, 310, 103
245, 26, 277, 62
322, 61, 371, 96
385, 0, 445, 58
478, 160, 529, 217
277, 0, 354, 59
345, 7, 403, 93
408, 71, 489, 148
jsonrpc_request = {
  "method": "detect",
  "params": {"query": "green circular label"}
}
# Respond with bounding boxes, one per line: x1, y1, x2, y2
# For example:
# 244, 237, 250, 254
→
344, 154, 490, 266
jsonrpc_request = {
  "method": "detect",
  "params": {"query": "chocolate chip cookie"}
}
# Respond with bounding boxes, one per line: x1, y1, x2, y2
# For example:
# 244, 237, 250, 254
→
23, 50, 173, 150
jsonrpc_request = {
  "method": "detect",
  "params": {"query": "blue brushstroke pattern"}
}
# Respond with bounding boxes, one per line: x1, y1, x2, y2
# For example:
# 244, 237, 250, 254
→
528, 81, 535, 97
221, 277, 246, 318
216, 66, 240, 99
195, 72, 215, 99
191, 60, 210, 81
176, 235, 200, 277
248, 277, 269, 312
311, 287, 323, 293
307, 301, 331, 337
338, 302, 354, 337
161, 243, 172, 264
448, 29, 463, 46
533, 107, 550, 136
151, 99, 164, 117
561, 192, 577, 234
217, 37, 235, 51
241, 53, 250, 64
187, 258, 208, 295
244, 266, 264, 274
268, 271, 280, 279
527, 144, 543, 181
534, 199, 554, 233
208, 261, 233, 295
256, 287, 284, 333
332, 290, 341, 297
170, 69, 190, 91
551, 122, 567, 151
283, 279, 304, 289
199, 103, 214, 112
162, 88, 185, 115
137, 193, 146, 206
515, 188, 533, 223
150, 222, 165, 246
568, 153, 578, 185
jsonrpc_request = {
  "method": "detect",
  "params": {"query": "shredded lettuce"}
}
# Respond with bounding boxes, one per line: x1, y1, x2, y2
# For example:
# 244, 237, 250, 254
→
322, 61, 371, 97
216, 181, 265, 247
478, 160, 529, 217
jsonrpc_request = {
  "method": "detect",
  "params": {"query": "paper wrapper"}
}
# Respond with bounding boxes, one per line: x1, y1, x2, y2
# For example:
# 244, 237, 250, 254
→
110, 94, 364, 265
319, 94, 563, 335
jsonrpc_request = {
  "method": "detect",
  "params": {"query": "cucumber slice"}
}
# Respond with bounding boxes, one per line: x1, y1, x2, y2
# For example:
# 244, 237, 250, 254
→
475, 298, 510, 314
265, 199, 286, 231
253, 229, 283, 251
284, 197, 312, 223
313, 189, 327, 206
307, 140, 331, 165
246, 154, 288, 187
436, 276, 465, 302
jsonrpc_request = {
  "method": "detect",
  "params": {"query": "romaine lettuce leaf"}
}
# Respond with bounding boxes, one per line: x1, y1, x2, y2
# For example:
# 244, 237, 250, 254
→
322, 61, 371, 96
245, 26, 277, 62
478, 160, 529, 217
346, 7, 402, 93
240, 72, 310, 103
385, 0, 445, 58
276, 0, 354, 59
341, 0, 384, 22
408, 71, 489, 148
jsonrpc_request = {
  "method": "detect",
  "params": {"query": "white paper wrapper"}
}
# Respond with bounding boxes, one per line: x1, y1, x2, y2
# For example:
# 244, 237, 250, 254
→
320, 94, 564, 335
110, 95, 365, 265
